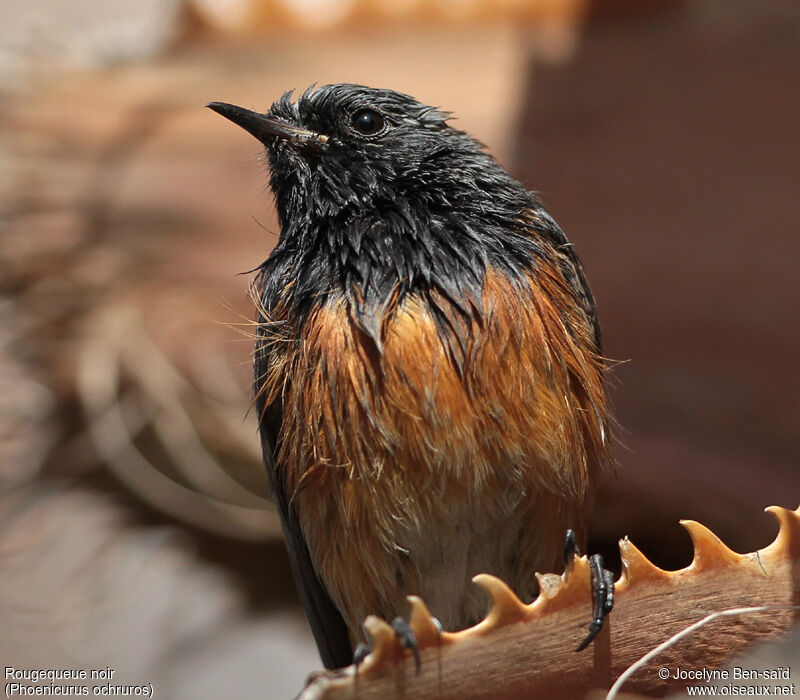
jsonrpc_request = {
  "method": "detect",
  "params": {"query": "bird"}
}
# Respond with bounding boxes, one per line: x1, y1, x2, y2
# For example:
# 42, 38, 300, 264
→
208, 84, 614, 671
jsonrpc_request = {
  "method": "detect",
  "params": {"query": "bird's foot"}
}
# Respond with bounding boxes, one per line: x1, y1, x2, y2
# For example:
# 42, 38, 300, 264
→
391, 617, 421, 672
352, 616, 422, 674
563, 528, 579, 564
352, 642, 370, 670
563, 529, 615, 652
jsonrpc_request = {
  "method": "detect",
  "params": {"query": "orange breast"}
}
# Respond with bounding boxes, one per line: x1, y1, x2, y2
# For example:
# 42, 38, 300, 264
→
263, 258, 611, 635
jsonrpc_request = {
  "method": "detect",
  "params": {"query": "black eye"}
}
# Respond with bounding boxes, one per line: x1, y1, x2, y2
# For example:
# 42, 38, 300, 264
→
351, 109, 385, 136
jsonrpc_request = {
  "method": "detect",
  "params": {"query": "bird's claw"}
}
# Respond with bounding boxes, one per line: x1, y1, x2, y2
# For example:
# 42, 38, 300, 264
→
392, 616, 421, 673
564, 528, 579, 564
575, 552, 615, 651
352, 642, 370, 671
563, 529, 614, 651
352, 617, 421, 674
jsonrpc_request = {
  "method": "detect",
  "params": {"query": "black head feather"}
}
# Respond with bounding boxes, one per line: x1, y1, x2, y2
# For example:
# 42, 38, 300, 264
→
210, 84, 590, 352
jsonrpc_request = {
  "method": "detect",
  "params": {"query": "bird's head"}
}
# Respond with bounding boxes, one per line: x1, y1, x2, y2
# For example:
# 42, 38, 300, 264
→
208, 84, 503, 227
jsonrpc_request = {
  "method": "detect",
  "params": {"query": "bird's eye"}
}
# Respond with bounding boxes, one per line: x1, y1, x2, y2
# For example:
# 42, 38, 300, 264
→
350, 109, 385, 136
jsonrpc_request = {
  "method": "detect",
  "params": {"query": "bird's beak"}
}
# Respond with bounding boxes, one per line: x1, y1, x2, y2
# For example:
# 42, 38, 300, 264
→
206, 102, 329, 146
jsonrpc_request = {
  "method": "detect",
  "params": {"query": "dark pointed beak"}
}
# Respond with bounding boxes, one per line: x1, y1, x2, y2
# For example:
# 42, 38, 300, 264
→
206, 102, 328, 146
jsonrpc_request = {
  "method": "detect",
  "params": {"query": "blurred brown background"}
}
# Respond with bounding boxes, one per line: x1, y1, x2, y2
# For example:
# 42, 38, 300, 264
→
1, 0, 798, 697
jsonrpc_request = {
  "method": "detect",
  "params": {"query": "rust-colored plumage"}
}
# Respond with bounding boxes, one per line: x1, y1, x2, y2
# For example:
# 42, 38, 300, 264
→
258, 247, 609, 641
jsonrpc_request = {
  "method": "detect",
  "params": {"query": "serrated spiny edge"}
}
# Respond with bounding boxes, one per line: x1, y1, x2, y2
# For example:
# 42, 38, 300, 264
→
531, 553, 593, 613
449, 574, 529, 640
354, 504, 800, 674
616, 536, 670, 592
408, 595, 442, 647
358, 615, 398, 673
680, 520, 747, 571
759, 504, 800, 569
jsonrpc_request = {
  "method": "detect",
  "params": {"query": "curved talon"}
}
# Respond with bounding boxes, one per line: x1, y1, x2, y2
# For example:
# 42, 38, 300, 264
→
576, 619, 602, 652
564, 528, 580, 564
352, 642, 370, 671
575, 553, 615, 651
391, 617, 421, 673
353, 644, 371, 667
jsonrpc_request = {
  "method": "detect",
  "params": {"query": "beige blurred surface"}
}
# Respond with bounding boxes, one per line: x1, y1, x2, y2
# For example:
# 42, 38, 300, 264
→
0, 483, 317, 698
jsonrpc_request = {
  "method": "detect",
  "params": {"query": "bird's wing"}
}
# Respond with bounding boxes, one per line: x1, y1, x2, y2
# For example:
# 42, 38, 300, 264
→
536, 210, 602, 351
254, 335, 353, 670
